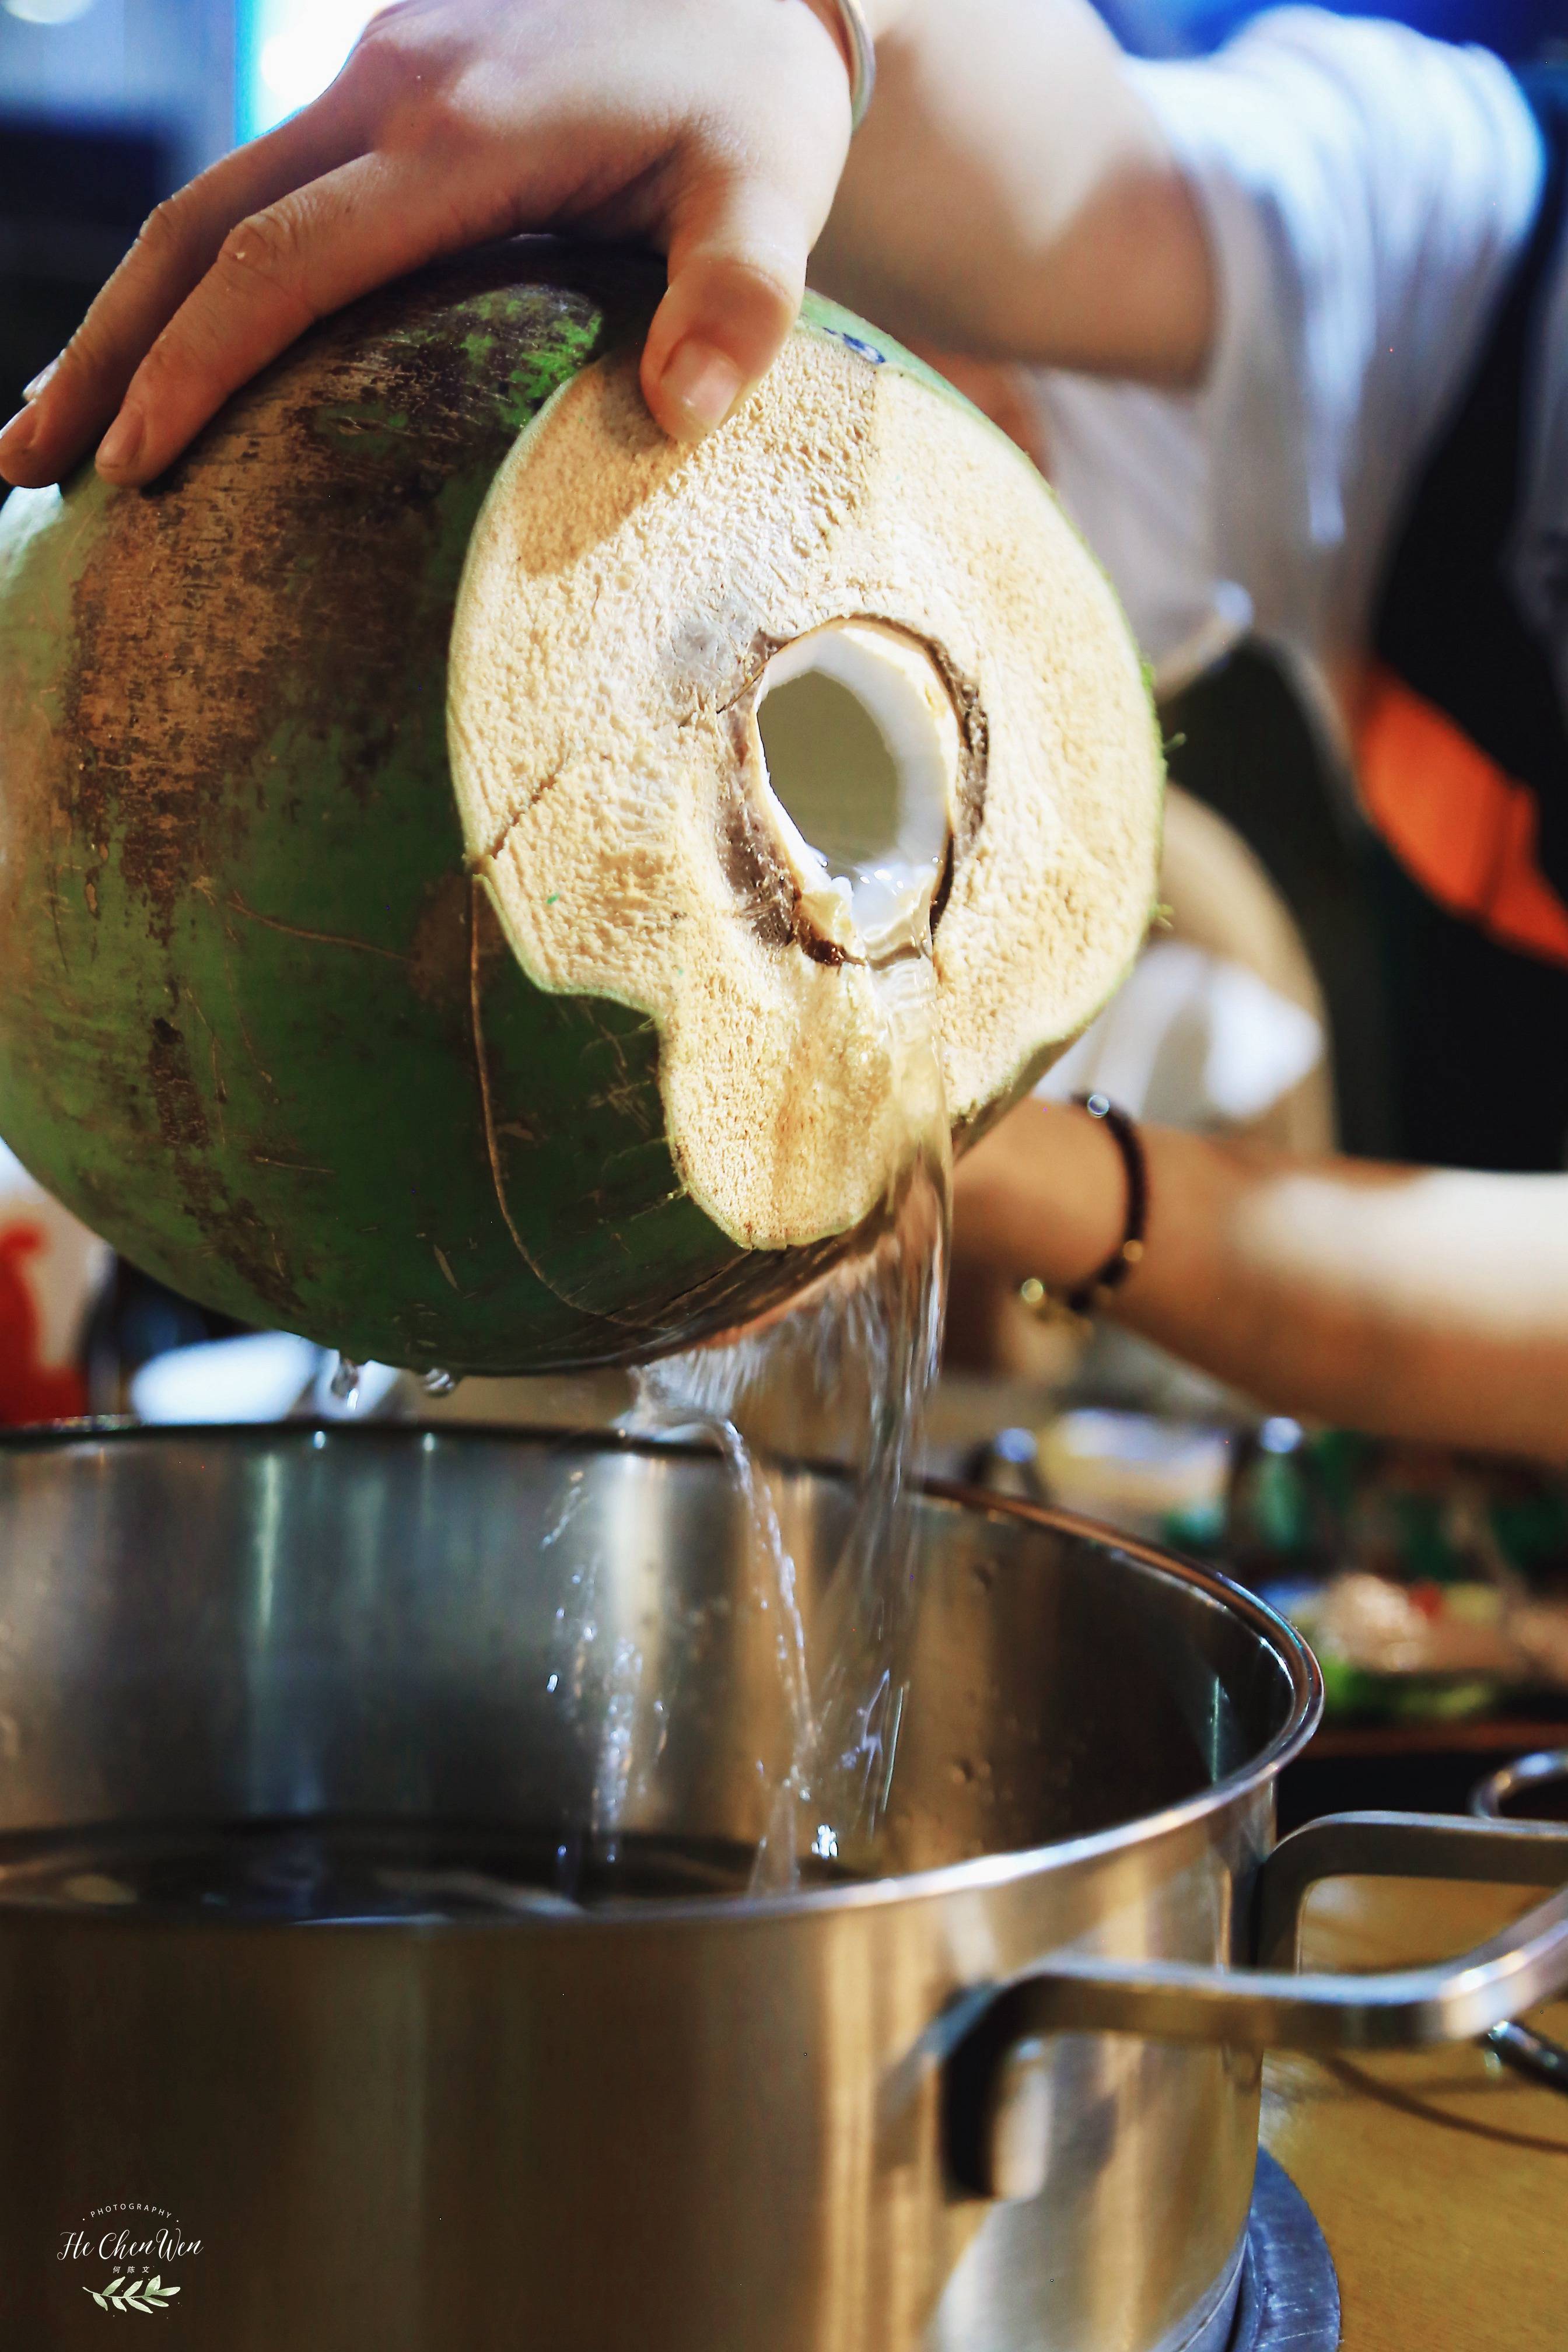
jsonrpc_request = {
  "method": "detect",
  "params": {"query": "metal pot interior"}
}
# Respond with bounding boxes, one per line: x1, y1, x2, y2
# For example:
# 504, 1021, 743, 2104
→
0, 1426, 1314, 1889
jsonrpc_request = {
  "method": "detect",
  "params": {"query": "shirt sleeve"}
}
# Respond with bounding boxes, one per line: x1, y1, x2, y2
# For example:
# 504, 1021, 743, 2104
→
1028, 8, 1546, 693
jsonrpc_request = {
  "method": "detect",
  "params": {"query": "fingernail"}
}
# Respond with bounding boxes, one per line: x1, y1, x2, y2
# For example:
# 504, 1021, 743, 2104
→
0, 408, 37, 465
660, 341, 744, 439
23, 357, 60, 402
96, 406, 145, 476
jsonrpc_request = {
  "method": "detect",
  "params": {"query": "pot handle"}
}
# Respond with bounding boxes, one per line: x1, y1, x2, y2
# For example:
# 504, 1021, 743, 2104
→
1469, 1752, 1568, 2090
944, 1811, 1568, 2200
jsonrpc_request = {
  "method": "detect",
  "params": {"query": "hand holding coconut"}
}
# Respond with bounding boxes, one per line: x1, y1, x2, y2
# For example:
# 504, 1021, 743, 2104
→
0, 0, 1213, 494
0, 0, 895, 492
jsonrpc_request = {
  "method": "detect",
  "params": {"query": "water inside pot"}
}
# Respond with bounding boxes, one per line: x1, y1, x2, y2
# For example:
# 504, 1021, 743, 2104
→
0, 1817, 860, 1923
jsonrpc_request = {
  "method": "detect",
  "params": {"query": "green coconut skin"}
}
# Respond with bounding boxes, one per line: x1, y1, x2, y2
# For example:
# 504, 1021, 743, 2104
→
0, 242, 1038, 1374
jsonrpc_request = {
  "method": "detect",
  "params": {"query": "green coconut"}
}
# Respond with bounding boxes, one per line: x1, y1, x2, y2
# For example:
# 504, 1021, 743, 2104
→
0, 241, 1161, 1374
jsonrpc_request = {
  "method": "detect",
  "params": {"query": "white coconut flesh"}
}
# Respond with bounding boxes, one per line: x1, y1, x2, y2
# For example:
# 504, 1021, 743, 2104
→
751, 621, 958, 963
447, 325, 1161, 1252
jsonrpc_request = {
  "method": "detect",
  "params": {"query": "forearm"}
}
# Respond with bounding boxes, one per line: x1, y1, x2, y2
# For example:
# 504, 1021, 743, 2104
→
961, 1104, 1568, 1462
814, 0, 1215, 379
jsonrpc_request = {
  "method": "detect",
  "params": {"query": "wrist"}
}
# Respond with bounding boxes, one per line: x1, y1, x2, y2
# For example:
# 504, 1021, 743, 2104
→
980, 1096, 1149, 1328
1034, 1097, 1138, 1292
796, 0, 853, 77
855, 0, 911, 39
1053, 1096, 1148, 1315
794, 0, 887, 122
957, 1095, 1126, 1290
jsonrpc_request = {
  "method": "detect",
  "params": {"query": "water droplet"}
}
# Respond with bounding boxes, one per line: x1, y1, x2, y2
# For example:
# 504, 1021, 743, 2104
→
545, 1673, 559, 1695
811, 1824, 839, 1861
422, 1368, 458, 1398
330, 1355, 362, 1406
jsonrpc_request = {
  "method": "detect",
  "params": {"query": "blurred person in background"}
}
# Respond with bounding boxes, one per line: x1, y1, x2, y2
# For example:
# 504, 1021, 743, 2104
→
6, 0, 1568, 1460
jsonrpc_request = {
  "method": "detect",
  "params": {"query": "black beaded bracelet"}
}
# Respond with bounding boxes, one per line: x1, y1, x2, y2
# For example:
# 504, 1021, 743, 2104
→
1019, 1093, 1149, 1326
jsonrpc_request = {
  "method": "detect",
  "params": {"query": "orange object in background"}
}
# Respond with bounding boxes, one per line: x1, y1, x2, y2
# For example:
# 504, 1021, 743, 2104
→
1357, 664, 1568, 968
0, 1146, 107, 1426
0, 1224, 85, 1423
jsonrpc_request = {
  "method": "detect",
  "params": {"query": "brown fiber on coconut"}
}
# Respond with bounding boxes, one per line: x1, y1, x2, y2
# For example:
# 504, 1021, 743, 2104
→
451, 326, 1161, 1252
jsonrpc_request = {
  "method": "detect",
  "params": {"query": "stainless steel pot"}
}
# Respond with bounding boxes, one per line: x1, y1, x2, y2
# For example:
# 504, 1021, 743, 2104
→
1470, 1748, 1568, 2092
0, 1426, 1562, 2352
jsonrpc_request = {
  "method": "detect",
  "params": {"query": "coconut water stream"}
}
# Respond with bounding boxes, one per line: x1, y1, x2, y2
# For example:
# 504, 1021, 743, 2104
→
628, 936, 951, 1889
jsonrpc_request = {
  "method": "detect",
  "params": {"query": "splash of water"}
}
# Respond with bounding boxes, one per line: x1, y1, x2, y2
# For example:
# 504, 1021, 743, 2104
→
628, 942, 951, 1886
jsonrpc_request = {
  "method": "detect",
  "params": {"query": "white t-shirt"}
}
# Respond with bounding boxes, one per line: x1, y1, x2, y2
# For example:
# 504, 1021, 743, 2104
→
1028, 8, 1549, 706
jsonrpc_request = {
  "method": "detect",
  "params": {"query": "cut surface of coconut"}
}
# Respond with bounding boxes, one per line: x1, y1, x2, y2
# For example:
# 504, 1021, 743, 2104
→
449, 317, 1161, 1254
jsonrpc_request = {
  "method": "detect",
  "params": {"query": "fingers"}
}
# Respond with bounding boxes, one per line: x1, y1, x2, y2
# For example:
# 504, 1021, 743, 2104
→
637, 0, 853, 440
641, 171, 821, 443
0, 101, 370, 490
96, 153, 481, 489
0, 0, 853, 486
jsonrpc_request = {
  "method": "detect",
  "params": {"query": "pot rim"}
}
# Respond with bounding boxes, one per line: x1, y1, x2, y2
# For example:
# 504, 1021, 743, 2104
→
0, 1418, 1325, 1929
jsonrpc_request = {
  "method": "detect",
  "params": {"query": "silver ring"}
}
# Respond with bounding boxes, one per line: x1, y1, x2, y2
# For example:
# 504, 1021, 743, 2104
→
827, 0, 877, 132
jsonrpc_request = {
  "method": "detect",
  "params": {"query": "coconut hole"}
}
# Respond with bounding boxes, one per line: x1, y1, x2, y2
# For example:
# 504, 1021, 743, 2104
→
755, 623, 959, 960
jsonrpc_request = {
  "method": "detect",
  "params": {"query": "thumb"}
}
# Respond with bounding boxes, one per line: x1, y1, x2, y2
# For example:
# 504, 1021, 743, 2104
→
640, 173, 814, 442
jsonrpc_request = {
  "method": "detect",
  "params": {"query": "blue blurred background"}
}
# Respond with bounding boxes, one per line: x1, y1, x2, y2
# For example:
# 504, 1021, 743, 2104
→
1100, 0, 1564, 51
1, 0, 1566, 419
